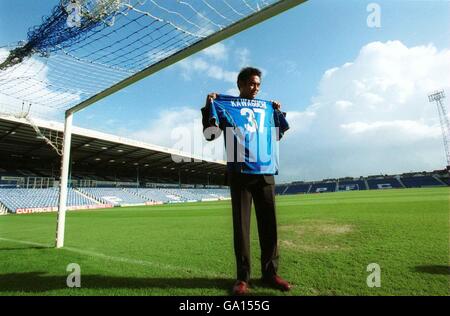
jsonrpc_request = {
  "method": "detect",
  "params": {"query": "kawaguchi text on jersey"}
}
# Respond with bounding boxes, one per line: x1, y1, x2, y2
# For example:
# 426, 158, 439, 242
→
208, 95, 289, 175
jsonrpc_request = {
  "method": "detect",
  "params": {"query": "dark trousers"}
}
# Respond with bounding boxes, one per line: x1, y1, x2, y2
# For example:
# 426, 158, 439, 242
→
229, 172, 279, 282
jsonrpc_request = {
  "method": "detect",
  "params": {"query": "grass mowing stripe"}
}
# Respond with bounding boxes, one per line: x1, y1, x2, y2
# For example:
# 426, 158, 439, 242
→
0, 237, 227, 278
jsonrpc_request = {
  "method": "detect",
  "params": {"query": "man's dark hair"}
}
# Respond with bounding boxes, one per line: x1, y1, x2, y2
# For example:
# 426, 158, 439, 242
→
237, 67, 262, 89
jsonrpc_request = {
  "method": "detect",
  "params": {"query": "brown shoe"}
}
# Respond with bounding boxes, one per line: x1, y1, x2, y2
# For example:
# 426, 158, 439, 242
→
232, 280, 249, 295
262, 275, 292, 291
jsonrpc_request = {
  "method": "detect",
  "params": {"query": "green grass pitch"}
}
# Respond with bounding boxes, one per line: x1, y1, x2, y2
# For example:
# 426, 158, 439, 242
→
0, 187, 448, 296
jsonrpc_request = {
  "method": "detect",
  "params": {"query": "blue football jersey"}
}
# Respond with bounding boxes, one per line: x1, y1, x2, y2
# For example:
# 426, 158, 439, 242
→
209, 95, 289, 175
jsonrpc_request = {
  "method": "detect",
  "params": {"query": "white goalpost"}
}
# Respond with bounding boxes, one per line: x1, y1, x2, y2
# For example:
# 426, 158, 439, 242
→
0, 0, 308, 248
56, 112, 73, 248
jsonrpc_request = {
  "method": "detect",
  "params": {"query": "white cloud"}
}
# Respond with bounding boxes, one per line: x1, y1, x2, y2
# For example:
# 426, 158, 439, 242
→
0, 48, 80, 121
179, 56, 237, 83
277, 41, 450, 182
280, 60, 299, 74
178, 43, 251, 86
123, 41, 450, 182
202, 43, 227, 60
237, 48, 250, 67
128, 106, 225, 162
130, 107, 198, 145
335, 100, 353, 110
340, 120, 440, 139
226, 88, 240, 96
206, 64, 237, 83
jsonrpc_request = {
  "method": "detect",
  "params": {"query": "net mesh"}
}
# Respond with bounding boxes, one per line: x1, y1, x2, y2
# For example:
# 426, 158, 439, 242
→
0, 0, 295, 155
0, 0, 280, 112
30, 122, 65, 156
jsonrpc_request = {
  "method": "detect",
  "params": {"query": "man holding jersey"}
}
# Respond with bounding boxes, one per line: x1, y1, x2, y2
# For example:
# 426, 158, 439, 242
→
201, 67, 292, 295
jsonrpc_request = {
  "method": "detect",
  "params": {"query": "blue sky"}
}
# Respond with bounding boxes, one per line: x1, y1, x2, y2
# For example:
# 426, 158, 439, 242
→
1, 0, 449, 182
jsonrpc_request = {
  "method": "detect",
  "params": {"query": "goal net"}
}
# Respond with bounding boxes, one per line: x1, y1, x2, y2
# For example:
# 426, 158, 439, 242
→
0, 0, 306, 155
0, 0, 305, 111
0, 0, 308, 247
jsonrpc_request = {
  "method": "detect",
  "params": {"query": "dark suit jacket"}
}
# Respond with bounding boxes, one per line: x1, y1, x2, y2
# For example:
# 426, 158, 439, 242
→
201, 104, 276, 186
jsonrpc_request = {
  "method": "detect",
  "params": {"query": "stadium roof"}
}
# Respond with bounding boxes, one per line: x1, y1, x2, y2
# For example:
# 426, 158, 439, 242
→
0, 115, 226, 184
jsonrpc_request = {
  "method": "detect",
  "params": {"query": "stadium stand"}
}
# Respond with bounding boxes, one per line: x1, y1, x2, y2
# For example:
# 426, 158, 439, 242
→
77, 187, 149, 206
132, 188, 183, 203
0, 169, 448, 213
0, 184, 233, 213
367, 177, 403, 190
275, 184, 289, 195
401, 175, 444, 188
283, 183, 311, 194
337, 180, 367, 191
2, 108, 446, 214
74, 187, 231, 206
152, 188, 194, 202
275, 170, 448, 196
0, 188, 102, 213
309, 182, 337, 193
436, 175, 450, 185
178, 188, 230, 201
160, 188, 229, 202
1, 164, 448, 213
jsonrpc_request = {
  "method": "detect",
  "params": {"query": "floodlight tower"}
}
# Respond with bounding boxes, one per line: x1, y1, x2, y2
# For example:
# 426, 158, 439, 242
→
428, 90, 450, 169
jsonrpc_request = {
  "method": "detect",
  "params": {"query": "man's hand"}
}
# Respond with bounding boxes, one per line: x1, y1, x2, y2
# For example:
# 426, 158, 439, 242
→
202, 93, 221, 141
205, 93, 218, 107
272, 100, 282, 110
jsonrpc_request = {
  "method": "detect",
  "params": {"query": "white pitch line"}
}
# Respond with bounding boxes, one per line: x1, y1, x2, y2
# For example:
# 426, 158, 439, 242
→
0, 237, 228, 278
0, 237, 52, 248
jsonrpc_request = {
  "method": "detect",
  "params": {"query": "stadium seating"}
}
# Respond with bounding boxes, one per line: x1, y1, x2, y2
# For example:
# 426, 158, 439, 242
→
160, 188, 230, 201
309, 182, 337, 193
0, 188, 99, 213
436, 175, 450, 185
0, 168, 447, 214
337, 180, 367, 191
284, 183, 311, 194
184, 188, 230, 200
0, 186, 232, 213
78, 187, 148, 206
78, 187, 231, 206
132, 188, 183, 203
367, 178, 403, 190
275, 185, 289, 195
401, 176, 444, 188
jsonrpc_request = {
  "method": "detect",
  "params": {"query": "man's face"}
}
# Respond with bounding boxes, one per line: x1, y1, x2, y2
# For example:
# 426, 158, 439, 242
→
239, 75, 260, 99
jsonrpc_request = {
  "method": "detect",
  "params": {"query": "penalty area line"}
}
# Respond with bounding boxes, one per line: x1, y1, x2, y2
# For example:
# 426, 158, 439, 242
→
0, 237, 227, 278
